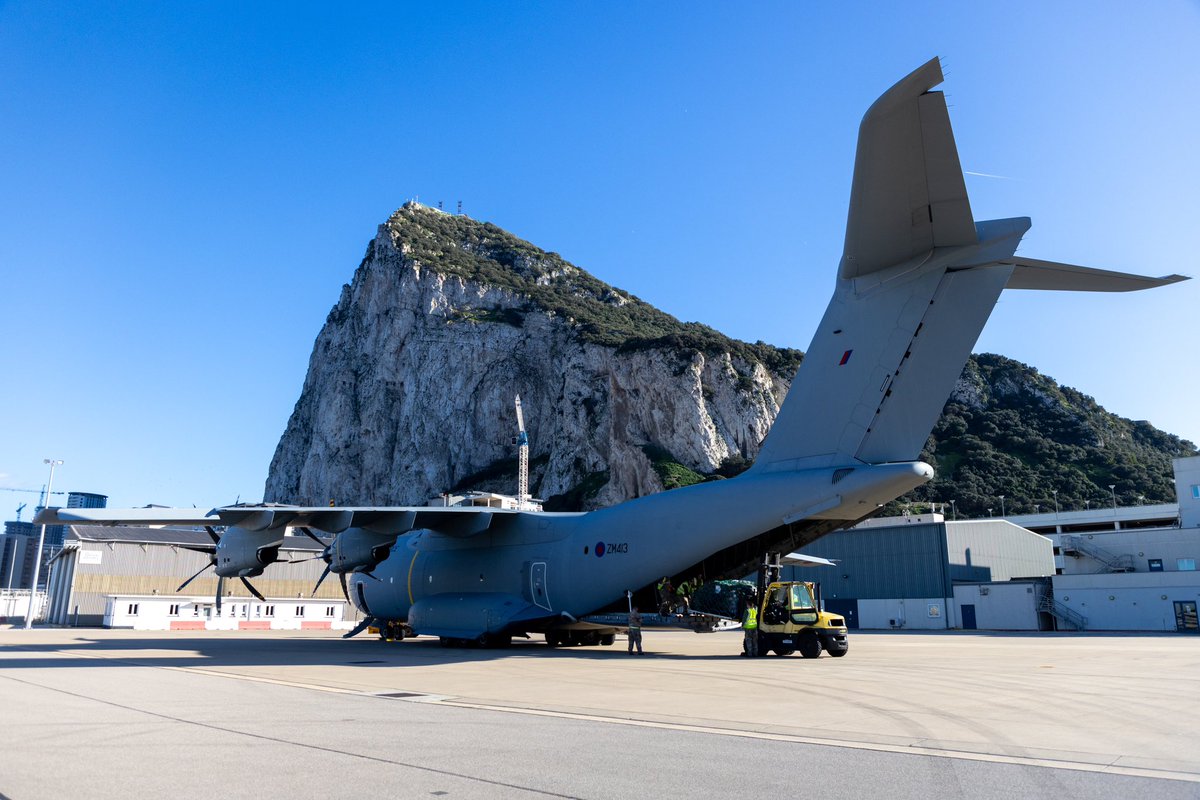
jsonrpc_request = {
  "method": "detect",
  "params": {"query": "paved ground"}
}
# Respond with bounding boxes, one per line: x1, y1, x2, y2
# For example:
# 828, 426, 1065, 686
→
1, 627, 1197, 799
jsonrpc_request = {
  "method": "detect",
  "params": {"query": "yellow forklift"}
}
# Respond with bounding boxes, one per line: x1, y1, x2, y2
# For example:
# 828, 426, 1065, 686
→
750, 552, 849, 658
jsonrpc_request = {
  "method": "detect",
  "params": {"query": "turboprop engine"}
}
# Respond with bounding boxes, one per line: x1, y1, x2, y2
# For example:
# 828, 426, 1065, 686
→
297, 526, 399, 596
177, 525, 286, 608
214, 526, 285, 578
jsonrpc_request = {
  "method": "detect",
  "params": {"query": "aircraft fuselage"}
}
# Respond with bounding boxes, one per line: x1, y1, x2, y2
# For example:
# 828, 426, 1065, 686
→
350, 461, 932, 638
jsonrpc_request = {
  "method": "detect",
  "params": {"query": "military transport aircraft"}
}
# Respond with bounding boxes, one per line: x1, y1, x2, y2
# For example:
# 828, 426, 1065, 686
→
36, 57, 1185, 646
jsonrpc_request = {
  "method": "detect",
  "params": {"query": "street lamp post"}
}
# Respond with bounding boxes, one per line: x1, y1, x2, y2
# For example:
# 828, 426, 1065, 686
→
25, 458, 62, 629
999, 495, 1006, 517
950, 499, 957, 521
1052, 489, 1059, 517
1108, 484, 1117, 512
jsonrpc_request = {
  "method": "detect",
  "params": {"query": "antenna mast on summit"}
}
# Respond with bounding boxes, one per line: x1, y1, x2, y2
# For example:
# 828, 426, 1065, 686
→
514, 395, 529, 507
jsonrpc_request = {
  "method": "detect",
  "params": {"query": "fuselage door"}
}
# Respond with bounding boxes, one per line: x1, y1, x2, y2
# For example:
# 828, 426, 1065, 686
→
528, 560, 551, 611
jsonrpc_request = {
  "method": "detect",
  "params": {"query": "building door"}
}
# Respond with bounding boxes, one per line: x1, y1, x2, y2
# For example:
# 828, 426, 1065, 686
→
824, 598, 858, 629
1174, 601, 1198, 633
961, 604, 977, 630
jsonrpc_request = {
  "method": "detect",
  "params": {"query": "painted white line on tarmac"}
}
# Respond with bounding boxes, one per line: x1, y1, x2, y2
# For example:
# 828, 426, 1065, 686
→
438, 699, 1200, 785
42, 645, 1200, 784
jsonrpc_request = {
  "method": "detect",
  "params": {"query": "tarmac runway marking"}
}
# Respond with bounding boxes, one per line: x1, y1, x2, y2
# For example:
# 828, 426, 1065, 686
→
164, 661, 1200, 784
19, 644, 1200, 785
0, 670, 583, 800
436, 699, 1200, 785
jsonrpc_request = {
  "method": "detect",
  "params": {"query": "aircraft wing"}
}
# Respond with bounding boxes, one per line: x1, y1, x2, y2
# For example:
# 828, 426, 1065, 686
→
33, 507, 219, 527
33, 504, 555, 538
211, 505, 544, 537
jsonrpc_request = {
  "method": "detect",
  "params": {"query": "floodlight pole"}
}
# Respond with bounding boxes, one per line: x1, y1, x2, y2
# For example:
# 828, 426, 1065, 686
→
24, 459, 62, 630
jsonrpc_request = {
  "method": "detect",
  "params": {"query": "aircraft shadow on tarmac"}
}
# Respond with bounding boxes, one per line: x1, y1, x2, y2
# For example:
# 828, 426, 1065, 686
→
0, 632, 756, 669
1, 628, 1174, 672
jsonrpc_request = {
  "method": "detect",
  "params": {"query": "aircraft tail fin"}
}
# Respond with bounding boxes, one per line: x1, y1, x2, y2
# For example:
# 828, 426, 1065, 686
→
750, 59, 1185, 473
839, 57, 977, 280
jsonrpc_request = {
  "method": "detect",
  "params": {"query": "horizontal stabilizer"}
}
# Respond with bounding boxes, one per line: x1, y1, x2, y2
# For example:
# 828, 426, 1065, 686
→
1000, 257, 1188, 292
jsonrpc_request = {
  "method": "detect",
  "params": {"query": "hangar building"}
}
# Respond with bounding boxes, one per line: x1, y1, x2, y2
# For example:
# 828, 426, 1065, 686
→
42, 525, 359, 629
781, 516, 1056, 630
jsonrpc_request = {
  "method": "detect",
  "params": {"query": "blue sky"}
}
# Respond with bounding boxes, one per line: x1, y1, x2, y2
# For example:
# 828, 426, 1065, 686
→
1, 2, 1197, 509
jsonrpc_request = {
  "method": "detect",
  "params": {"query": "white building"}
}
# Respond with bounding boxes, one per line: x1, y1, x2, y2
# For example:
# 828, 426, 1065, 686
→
103, 594, 352, 631
997, 456, 1200, 632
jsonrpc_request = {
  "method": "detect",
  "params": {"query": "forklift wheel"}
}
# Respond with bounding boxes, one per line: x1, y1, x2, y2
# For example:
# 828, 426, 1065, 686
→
798, 636, 822, 659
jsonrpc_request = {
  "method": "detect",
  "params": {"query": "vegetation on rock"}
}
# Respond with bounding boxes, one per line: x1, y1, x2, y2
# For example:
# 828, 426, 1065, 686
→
895, 354, 1197, 518
386, 204, 803, 379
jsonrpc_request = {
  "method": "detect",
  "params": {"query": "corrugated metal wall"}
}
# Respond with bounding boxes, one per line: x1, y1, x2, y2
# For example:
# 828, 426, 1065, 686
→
782, 524, 950, 600
780, 519, 1053, 602
54, 540, 358, 626
944, 520, 1054, 581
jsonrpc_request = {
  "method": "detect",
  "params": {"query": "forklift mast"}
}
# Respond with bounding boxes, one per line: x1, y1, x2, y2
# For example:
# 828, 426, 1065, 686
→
756, 552, 783, 599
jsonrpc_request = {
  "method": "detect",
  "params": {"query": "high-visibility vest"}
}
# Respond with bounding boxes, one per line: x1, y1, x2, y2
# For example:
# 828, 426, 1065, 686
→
743, 607, 758, 630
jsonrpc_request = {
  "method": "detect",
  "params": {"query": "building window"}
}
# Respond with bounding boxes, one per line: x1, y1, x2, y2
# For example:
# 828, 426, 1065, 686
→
325, 606, 335, 617
1148, 559, 1164, 572
295, 606, 305, 617
1178, 559, 1197, 572
1192, 485, 1199, 500
263, 605, 275, 617
127, 603, 139, 616
168, 604, 180, 616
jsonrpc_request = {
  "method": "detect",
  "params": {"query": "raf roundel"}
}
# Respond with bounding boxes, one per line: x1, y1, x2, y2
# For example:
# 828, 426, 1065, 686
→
595, 541, 606, 558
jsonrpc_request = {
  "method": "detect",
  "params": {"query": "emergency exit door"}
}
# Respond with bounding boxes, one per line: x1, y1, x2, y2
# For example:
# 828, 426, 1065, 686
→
527, 561, 551, 611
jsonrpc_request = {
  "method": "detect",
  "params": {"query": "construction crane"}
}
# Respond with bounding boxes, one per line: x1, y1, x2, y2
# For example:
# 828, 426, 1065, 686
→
514, 394, 530, 508
15, 503, 26, 522
1, 486, 66, 505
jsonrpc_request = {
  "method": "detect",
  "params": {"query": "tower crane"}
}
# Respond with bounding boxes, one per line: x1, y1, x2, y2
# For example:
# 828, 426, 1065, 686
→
1, 486, 67, 506
514, 394, 530, 508
15, 503, 26, 522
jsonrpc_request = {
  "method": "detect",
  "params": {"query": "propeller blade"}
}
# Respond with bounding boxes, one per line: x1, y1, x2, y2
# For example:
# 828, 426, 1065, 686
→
177, 562, 212, 593
343, 615, 377, 639
204, 525, 222, 545
240, 576, 265, 602
312, 564, 331, 595
339, 572, 350, 604
216, 576, 224, 614
297, 526, 326, 546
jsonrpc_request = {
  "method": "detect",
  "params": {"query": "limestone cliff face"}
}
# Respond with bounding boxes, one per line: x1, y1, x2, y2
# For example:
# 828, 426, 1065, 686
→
265, 203, 798, 509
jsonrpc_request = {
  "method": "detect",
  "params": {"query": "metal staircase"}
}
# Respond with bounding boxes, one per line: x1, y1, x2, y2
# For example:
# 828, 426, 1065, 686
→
1059, 535, 1135, 573
1038, 595, 1087, 631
